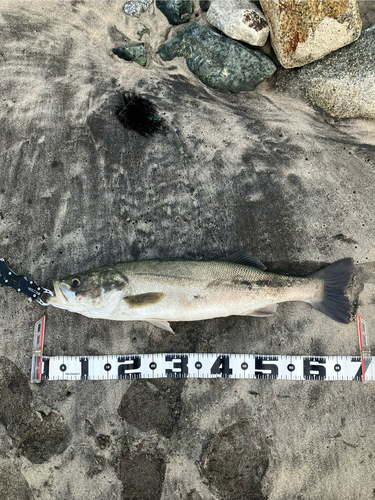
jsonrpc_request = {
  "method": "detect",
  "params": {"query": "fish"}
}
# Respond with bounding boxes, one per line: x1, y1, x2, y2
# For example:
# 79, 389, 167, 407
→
47, 251, 354, 332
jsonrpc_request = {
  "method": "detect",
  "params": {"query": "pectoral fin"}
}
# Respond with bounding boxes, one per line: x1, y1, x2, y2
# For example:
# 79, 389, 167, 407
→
146, 319, 174, 333
243, 304, 277, 317
124, 292, 165, 308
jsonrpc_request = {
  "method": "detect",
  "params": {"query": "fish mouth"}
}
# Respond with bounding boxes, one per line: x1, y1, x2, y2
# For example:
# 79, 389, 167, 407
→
47, 281, 75, 306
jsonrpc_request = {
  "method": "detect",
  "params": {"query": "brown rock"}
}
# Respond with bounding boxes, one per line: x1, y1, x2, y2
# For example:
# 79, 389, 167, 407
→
260, 0, 362, 68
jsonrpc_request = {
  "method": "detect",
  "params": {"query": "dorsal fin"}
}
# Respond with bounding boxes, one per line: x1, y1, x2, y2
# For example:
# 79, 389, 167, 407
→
218, 251, 267, 270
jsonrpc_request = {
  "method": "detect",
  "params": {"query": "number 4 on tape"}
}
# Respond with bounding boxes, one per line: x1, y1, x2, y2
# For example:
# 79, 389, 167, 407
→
30, 316, 373, 383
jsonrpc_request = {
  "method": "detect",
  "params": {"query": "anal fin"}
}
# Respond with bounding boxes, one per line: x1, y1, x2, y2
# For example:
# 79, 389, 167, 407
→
146, 319, 174, 333
242, 304, 277, 317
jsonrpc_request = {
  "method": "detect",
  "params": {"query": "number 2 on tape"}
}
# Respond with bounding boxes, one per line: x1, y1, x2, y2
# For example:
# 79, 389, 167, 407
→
31, 316, 373, 383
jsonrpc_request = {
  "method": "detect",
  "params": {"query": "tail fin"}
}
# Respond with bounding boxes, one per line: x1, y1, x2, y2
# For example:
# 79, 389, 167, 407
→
307, 258, 354, 324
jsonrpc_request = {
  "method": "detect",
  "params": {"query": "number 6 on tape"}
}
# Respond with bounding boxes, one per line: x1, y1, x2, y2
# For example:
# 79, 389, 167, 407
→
30, 316, 373, 383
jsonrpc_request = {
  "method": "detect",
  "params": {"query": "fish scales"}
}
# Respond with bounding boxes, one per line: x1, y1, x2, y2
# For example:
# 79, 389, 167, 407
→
47, 253, 353, 331
119, 260, 320, 321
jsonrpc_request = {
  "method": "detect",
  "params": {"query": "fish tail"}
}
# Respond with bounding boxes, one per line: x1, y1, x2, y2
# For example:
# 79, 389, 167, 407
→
306, 258, 354, 324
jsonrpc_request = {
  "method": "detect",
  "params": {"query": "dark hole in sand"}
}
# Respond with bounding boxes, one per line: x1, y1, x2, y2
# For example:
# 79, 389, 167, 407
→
117, 93, 167, 137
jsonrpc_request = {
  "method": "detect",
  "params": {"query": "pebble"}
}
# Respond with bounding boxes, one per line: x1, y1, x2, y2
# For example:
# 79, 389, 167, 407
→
123, 0, 153, 18
157, 24, 276, 93
112, 44, 146, 67
288, 24, 375, 119
207, 0, 269, 47
156, 0, 194, 25
260, 0, 362, 68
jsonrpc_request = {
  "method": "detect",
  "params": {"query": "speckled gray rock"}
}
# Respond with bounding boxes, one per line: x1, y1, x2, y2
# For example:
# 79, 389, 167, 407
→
202, 420, 269, 499
260, 0, 362, 68
123, 0, 153, 18
157, 24, 276, 92
207, 0, 269, 47
358, 0, 375, 30
288, 24, 375, 119
118, 448, 166, 500
0, 357, 71, 464
118, 379, 185, 438
112, 44, 146, 66
0, 463, 33, 500
156, 0, 193, 25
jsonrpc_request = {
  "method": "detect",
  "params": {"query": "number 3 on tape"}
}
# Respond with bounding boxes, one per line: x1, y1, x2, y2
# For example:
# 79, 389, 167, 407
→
31, 316, 373, 383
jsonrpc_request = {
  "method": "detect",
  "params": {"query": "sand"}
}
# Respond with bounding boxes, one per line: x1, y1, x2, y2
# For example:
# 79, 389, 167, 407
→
0, 1, 375, 499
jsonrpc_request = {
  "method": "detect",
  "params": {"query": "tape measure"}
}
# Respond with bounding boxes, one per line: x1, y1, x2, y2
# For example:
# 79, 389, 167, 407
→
30, 316, 372, 383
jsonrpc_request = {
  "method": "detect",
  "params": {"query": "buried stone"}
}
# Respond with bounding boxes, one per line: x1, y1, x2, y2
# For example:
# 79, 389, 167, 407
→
112, 44, 146, 66
157, 24, 276, 93
156, 0, 194, 25
201, 420, 269, 499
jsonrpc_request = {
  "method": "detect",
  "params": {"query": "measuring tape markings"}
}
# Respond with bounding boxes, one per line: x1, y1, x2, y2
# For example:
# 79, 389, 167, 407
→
30, 316, 372, 382
34, 353, 371, 382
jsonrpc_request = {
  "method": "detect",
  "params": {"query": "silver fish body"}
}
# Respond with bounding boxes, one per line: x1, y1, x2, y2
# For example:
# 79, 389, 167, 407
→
47, 252, 354, 332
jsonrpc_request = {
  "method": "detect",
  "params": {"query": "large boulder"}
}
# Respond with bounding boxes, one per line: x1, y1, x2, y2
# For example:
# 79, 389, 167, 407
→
287, 24, 375, 119
260, 0, 362, 68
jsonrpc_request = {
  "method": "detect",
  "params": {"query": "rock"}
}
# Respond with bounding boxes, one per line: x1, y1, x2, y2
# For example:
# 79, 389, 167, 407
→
358, 1, 375, 30
0, 357, 71, 464
199, 0, 211, 12
19, 411, 71, 464
118, 379, 185, 438
288, 24, 375, 119
112, 44, 146, 66
156, 0, 194, 25
0, 463, 33, 500
118, 449, 166, 500
201, 420, 269, 500
260, 0, 362, 68
157, 24, 276, 93
0, 357, 32, 434
207, 0, 269, 47
123, 0, 153, 18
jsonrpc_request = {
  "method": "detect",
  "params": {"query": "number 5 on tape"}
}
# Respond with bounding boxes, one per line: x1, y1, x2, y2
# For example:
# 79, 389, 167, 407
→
31, 316, 373, 383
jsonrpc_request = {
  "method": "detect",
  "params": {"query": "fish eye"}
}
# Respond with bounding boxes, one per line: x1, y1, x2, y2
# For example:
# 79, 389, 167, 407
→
71, 277, 81, 287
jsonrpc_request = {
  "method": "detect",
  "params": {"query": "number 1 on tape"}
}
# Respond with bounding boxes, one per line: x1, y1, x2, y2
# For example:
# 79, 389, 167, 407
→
30, 316, 373, 383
